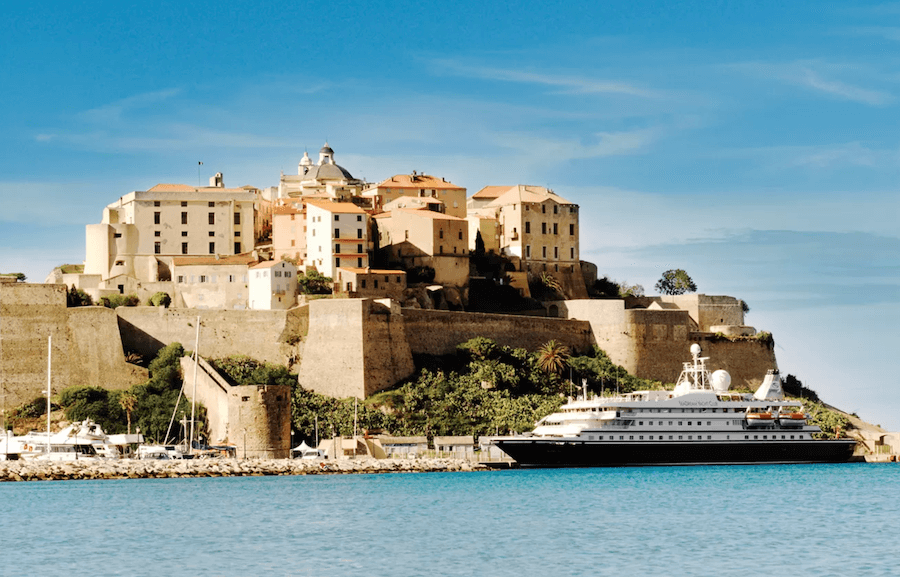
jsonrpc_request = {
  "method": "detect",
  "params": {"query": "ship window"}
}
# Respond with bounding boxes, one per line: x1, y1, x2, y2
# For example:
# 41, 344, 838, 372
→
688, 436, 692, 440
688, 421, 692, 426
782, 435, 786, 439
619, 436, 624, 440
707, 421, 712, 426
629, 436, 634, 440
678, 436, 683, 440
678, 422, 683, 426
727, 435, 730, 440
639, 421, 643, 425
753, 435, 758, 439
669, 435, 673, 440
790, 435, 794, 439
745, 435, 749, 439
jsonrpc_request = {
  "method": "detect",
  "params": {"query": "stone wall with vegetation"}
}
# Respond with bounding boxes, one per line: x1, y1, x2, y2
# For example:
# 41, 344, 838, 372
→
402, 309, 593, 356
116, 305, 308, 370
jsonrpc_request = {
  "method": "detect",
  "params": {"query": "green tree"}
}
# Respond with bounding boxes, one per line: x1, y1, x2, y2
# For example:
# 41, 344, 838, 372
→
298, 270, 333, 294
100, 293, 140, 308
1, 272, 26, 281
118, 393, 137, 434
537, 340, 570, 375
474, 229, 486, 258
66, 285, 94, 307
148, 292, 171, 307
655, 269, 697, 295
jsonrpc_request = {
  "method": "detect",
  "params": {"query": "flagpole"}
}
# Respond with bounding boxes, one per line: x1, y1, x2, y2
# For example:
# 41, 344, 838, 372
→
197, 161, 203, 187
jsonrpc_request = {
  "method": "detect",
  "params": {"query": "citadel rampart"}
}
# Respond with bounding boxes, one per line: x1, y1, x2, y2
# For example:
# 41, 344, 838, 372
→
402, 308, 593, 356
0, 283, 143, 413
117, 306, 308, 370
181, 356, 291, 459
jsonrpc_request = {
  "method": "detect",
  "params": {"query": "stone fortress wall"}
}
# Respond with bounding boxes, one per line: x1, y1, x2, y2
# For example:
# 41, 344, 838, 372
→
181, 355, 291, 459
0, 283, 145, 412
2, 285, 778, 424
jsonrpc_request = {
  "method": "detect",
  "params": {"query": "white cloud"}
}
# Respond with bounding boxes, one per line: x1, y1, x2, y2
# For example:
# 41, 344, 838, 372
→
431, 59, 660, 97
729, 60, 893, 105
81, 88, 182, 122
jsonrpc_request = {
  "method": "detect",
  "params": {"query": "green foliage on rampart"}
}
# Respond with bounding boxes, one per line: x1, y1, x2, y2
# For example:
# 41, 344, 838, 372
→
100, 293, 140, 309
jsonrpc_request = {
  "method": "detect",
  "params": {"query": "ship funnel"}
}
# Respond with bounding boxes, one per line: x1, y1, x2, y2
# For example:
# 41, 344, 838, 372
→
753, 370, 784, 400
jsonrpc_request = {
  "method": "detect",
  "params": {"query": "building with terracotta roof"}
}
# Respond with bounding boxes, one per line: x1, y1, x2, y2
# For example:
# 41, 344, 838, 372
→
334, 267, 407, 299
171, 254, 257, 309
362, 171, 466, 218
375, 208, 469, 286
249, 260, 298, 310
271, 204, 306, 263
84, 172, 257, 285
479, 185, 586, 297
306, 200, 369, 278
278, 143, 367, 201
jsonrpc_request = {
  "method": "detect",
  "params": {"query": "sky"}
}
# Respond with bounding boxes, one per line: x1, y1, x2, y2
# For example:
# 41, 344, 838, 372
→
1, 1, 898, 429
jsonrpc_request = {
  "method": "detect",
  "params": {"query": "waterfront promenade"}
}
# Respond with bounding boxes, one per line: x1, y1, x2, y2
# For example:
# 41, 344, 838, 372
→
0, 457, 487, 482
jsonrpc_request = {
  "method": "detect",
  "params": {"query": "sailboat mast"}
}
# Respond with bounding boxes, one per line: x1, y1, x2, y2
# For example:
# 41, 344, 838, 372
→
46, 334, 51, 454
189, 316, 200, 455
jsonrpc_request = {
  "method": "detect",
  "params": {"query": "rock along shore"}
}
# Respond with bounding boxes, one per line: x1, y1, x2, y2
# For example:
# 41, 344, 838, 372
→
0, 457, 489, 482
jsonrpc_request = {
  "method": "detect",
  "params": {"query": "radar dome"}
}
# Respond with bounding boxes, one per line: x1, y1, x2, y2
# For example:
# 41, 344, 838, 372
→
711, 370, 732, 392
690, 343, 702, 357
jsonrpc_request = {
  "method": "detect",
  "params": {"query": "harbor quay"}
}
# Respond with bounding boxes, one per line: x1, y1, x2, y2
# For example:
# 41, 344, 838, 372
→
0, 457, 488, 483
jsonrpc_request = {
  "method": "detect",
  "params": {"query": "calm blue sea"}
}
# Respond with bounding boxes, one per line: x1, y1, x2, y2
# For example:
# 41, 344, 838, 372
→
1, 463, 898, 577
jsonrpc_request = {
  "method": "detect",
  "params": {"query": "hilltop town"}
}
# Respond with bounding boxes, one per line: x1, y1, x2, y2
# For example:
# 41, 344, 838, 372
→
6, 143, 889, 460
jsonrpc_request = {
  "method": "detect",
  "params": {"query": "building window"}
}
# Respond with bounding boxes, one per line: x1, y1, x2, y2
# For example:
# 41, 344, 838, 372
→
525, 222, 531, 234
208, 202, 215, 207
177, 275, 184, 283
374, 279, 379, 288
570, 247, 575, 259
357, 257, 363, 267
361, 279, 366, 288
208, 231, 214, 237
208, 213, 215, 225
154, 231, 160, 237
228, 275, 234, 282
542, 204, 546, 214
439, 229, 444, 239
357, 244, 363, 253
439, 245, 443, 254
182, 201, 187, 207
458, 230, 462, 240
357, 215, 362, 222
234, 213, 240, 225
200, 275, 207, 283
335, 257, 341, 267
234, 231, 240, 237
154, 241, 161, 254
569, 224, 575, 235
542, 246, 547, 258
334, 215, 340, 221
526, 245, 531, 258
154, 212, 161, 225
182, 242, 188, 254
553, 223, 558, 235
357, 228, 362, 239
541, 222, 547, 234
209, 242, 215, 254
335, 243, 341, 253
181, 212, 188, 225
334, 228, 340, 238
275, 270, 282, 277
554, 246, 559, 259
154, 201, 160, 207
290, 239, 295, 247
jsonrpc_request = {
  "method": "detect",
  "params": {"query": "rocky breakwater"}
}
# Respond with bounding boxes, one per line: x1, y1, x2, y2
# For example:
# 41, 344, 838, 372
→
0, 458, 487, 482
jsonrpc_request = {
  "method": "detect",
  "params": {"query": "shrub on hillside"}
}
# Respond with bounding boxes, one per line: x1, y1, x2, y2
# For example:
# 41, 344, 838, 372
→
148, 291, 171, 307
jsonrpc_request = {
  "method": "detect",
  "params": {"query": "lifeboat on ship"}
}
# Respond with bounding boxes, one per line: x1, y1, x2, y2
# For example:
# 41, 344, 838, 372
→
746, 410, 775, 427
777, 411, 807, 428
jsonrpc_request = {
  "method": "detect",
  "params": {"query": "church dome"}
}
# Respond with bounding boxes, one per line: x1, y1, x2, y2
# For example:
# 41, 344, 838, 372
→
299, 151, 313, 166
320, 142, 334, 155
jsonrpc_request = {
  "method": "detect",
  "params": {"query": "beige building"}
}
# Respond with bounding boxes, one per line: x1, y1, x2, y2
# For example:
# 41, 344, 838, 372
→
482, 185, 580, 275
271, 203, 306, 263
84, 173, 257, 285
278, 144, 366, 201
335, 267, 407, 299
374, 208, 469, 286
305, 200, 369, 278
249, 260, 299, 310
363, 171, 466, 219
466, 214, 501, 254
467, 185, 512, 210
171, 255, 256, 309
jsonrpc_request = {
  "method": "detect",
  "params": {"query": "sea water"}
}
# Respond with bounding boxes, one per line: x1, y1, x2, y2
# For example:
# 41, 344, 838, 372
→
1, 463, 898, 577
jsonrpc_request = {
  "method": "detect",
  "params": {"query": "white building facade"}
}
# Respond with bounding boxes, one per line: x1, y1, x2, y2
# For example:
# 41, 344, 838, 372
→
248, 260, 298, 310
305, 200, 369, 278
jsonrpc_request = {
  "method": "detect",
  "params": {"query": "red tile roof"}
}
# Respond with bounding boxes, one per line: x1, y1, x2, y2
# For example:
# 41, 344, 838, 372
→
172, 255, 257, 267
371, 173, 463, 190
305, 199, 367, 214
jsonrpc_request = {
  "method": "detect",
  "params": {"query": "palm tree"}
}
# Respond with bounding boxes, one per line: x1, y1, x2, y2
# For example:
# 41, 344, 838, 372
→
537, 340, 571, 375
119, 393, 137, 434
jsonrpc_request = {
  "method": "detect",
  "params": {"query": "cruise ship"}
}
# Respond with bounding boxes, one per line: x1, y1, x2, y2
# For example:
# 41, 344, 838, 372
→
493, 344, 857, 467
